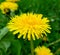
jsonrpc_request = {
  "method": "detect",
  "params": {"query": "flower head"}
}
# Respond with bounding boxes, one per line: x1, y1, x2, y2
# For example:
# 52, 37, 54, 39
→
35, 46, 53, 55
6, 0, 19, 2
0, 2, 18, 14
7, 13, 51, 40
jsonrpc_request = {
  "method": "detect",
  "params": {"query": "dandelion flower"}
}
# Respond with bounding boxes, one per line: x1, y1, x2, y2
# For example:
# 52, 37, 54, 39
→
35, 46, 53, 55
6, 0, 19, 2
0, 2, 18, 14
7, 13, 51, 40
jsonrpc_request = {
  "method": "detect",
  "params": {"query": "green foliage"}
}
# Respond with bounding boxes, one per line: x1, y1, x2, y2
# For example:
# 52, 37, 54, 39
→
0, 0, 60, 55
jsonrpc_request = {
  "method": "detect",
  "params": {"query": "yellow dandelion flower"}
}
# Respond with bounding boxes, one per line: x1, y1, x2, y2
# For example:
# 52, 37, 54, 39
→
7, 13, 51, 40
0, 2, 18, 14
6, 0, 19, 2
35, 46, 53, 55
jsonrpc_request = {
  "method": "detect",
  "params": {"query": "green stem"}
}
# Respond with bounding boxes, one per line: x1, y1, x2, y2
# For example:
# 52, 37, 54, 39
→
47, 39, 60, 47
30, 37, 34, 55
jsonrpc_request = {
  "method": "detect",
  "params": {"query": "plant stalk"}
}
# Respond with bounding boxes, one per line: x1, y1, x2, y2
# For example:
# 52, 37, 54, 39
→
30, 37, 34, 55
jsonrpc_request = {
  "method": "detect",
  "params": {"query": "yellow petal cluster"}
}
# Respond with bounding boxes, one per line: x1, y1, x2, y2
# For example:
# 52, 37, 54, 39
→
35, 46, 53, 55
7, 13, 51, 40
0, 2, 18, 14
6, 0, 19, 2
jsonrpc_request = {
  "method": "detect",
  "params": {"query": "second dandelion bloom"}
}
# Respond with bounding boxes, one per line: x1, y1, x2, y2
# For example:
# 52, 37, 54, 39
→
7, 13, 51, 40
35, 46, 53, 55
0, 1, 18, 14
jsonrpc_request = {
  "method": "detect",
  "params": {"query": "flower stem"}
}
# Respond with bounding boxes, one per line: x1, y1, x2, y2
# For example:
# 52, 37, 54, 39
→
30, 37, 34, 55
47, 39, 60, 47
